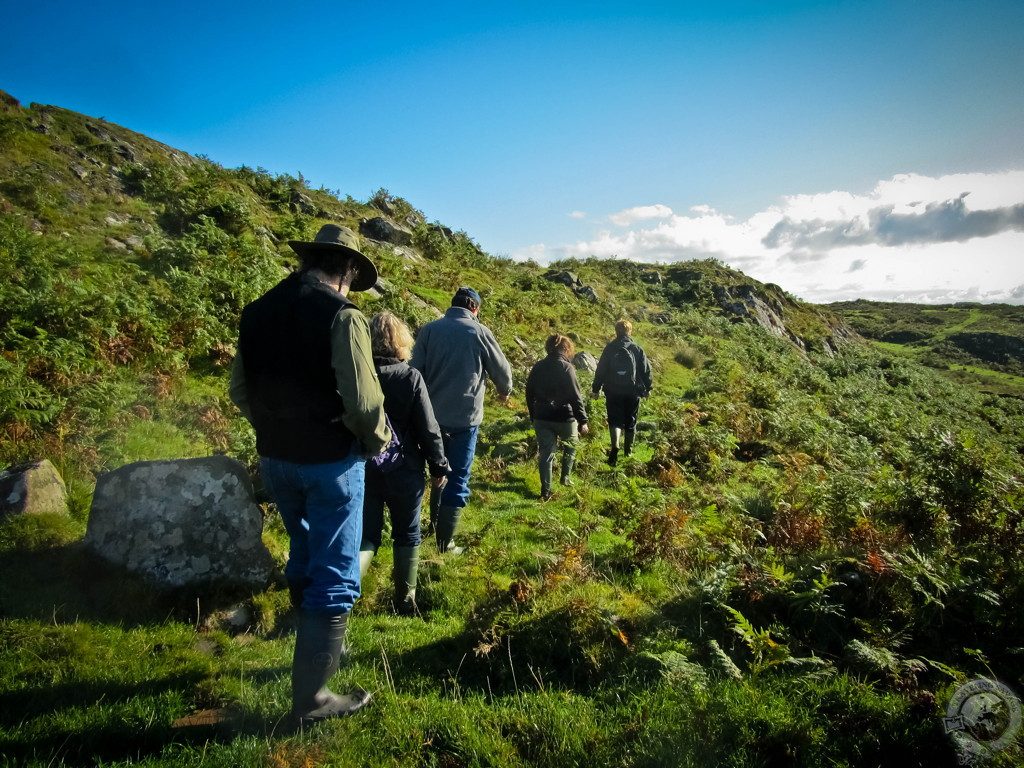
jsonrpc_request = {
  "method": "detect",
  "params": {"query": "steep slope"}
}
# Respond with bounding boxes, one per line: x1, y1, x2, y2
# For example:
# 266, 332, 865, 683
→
1, 93, 1023, 767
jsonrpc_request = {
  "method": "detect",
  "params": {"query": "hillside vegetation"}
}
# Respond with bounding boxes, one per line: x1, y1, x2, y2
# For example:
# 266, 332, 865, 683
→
1, 92, 1023, 767
831, 299, 1024, 397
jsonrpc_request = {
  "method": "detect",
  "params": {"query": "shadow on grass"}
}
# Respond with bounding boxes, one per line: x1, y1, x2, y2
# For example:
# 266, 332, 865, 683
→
0, 536, 280, 628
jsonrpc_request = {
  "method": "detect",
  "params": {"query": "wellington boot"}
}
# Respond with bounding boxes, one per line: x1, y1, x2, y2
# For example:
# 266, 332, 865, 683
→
291, 611, 371, 725
392, 545, 420, 615
435, 506, 464, 555
623, 429, 635, 456
358, 547, 376, 579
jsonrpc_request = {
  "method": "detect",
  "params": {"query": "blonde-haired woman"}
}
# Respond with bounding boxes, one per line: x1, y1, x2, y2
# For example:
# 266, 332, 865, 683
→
360, 311, 448, 614
525, 334, 589, 500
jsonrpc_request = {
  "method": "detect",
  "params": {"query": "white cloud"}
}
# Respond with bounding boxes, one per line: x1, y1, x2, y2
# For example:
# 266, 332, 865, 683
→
568, 210, 587, 219
534, 170, 1024, 304
609, 203, 674, 226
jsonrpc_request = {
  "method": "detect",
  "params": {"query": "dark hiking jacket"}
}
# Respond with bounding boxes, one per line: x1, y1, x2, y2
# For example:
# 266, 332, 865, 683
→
525, 353, 588, 425
373, 356, 449, 478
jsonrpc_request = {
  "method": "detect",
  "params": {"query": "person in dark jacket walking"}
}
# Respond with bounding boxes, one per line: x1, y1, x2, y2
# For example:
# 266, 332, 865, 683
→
526, 334, 589, 500
411, 287, 513, 554
359, 311, 449, 614
591, 319, 652, 466
230, 223, 389, 724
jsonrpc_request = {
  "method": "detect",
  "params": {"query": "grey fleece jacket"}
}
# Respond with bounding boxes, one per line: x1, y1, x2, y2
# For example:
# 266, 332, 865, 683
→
410, 307, 513, 429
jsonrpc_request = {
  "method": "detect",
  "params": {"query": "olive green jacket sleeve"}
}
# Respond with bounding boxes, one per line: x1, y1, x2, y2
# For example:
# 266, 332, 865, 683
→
332, 307, 391, 455
229, 351, 253, 424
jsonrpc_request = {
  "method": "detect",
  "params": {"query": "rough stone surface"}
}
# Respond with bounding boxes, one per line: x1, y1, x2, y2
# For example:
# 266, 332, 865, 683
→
573, 351, 598, 372
640, 270, 663, 284
85, 456, 274, 589
574, 285, 599, 303
0, 460, 68, 518
544, 270, 582, 288
360, 216, 414, 246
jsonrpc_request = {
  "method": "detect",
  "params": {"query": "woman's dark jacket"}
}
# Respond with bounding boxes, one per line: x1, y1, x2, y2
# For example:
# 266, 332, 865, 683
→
373, 356, 449, 478
525, 353, 588, 425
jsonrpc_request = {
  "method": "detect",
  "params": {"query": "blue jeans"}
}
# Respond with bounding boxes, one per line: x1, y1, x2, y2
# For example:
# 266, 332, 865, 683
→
260, 450, 365, 614
437, 424, 479, 509
363, 464, 425, 548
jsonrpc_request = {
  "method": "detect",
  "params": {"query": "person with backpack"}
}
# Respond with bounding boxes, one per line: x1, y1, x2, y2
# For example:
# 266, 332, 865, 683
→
591, 319, 652, 466
526, 334, 589, 500
359, 311, 449, 615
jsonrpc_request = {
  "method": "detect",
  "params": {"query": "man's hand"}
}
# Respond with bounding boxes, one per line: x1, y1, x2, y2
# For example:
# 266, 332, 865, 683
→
431, 475, 448, 490
497, 391, 511, 405
580, 423, 590, 436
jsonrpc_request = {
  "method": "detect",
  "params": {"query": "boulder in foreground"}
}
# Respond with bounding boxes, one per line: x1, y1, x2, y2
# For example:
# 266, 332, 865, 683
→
85, 456, 273, 589
0, 459, 68, 518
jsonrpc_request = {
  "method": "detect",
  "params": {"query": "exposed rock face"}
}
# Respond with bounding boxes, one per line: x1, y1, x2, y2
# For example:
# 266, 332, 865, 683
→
714, 285, 792, 341
640, 270, 663, 284
85, 456, 273, 589
543, 270, 600, 303
360, 216, 414, 246
0, 460, 68, 518
573, 351, 598, 372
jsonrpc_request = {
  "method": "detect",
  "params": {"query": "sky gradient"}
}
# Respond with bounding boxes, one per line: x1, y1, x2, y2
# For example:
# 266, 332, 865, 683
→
3, 1, 1023, 303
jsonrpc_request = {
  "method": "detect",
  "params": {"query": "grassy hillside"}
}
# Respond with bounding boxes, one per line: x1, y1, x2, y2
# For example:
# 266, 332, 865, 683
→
1, 93, 1023, 767
831, 299, 1024, 397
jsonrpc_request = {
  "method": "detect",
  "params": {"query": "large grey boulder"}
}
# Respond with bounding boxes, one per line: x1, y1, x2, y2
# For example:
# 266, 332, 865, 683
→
0, 460, 68, 518
360, 216, 414, 246
573, 351, 598, 372
84, 456, 273, 589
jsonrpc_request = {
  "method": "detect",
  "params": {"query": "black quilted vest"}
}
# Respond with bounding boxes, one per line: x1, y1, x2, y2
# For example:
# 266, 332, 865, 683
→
239, 271, 356, 462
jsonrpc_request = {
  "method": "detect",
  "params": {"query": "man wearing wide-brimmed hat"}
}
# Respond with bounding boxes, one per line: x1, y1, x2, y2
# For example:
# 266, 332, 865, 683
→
230, 223, 389, 724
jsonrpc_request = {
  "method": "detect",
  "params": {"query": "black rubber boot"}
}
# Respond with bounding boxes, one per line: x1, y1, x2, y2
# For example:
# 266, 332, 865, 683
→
623, 429, 635, 456
291, 611, 371, 725
608, 427, 621, 466
435, 505, 464, 555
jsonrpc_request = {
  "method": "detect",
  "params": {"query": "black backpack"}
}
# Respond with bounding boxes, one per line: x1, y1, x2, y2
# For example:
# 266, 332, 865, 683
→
606, 342, 641, 395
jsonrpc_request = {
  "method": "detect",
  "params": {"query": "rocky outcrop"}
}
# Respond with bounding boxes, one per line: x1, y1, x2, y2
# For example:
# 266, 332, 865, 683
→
0, 460, 68, 518
84, 456, 273, 589
360, 216, 414, 246
713, 284, 856, 355
543, 270, 600, 303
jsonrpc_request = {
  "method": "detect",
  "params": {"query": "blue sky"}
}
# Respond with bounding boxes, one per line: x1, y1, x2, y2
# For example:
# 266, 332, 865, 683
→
3, 0, 1023, 302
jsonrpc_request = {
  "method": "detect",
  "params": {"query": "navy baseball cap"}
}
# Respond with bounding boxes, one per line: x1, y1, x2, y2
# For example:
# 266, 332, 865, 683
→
453, 286, 482, 306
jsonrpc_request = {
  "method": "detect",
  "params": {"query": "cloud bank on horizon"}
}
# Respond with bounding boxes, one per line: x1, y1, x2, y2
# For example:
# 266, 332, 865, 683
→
515, 171, 1024, 305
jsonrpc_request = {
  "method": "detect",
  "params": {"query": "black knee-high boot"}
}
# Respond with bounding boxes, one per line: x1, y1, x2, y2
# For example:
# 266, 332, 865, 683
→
291, 611, 371, 724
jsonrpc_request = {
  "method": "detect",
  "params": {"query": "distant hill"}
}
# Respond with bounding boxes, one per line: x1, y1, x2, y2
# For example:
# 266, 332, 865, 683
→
831, 300, 1024, 397
2, 90, 1023, 767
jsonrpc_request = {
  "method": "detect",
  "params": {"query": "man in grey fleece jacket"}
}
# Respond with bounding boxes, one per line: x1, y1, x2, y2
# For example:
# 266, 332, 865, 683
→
411, 287, 513, 553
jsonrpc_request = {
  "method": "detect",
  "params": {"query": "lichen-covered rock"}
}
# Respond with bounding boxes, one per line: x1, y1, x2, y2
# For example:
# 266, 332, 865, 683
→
573, 351, 598, 372
84, 456, 273, 589
360, 216, 414, 246
0, 460, 68, 518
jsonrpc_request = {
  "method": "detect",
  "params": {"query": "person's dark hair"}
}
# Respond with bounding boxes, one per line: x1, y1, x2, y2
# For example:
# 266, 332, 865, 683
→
545, 334, 575, 358
300, 250, 361, 283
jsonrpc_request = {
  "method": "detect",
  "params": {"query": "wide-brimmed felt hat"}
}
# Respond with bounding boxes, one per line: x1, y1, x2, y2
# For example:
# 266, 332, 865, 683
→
288, 224, 379, 292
